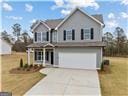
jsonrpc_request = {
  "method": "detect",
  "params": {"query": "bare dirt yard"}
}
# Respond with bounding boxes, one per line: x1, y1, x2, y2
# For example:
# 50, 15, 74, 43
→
1, 52, 45, 96
99, 57, 128, 96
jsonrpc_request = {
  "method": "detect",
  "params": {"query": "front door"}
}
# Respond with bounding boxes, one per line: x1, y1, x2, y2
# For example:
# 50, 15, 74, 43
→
51, 52, 54, 65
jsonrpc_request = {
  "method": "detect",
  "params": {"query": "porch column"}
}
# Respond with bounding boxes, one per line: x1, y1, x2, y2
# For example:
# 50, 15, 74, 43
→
27, 48, 30, 65
43, 48, 46, 66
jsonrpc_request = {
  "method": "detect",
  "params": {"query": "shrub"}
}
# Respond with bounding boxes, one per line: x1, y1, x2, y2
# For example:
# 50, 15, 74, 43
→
103, 60, 110, 65
29, 64, 33, 68
20, 58, 23, 68
101, 60, 110, 71
24, 63, 28, 68
34, 64, 38, 69
39, 64, 43, 68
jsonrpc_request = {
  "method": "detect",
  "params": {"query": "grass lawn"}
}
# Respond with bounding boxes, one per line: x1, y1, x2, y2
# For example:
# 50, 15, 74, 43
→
99, 57, 128, 96
1, 53, 128, 96
1, 52, 46, 96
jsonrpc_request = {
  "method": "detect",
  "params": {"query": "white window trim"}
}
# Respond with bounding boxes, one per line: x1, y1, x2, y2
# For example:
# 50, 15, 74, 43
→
34, 32, 50, 43
34, 32, 42, 43
52, 31, 57, 42
66, 29, 72, 40
83, 28, 91, 40
42, 32, 47, 42
35, 51, 43, 61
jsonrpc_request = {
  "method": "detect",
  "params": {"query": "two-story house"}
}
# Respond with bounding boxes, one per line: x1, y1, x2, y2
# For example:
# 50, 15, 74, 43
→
27, 8, 105, 69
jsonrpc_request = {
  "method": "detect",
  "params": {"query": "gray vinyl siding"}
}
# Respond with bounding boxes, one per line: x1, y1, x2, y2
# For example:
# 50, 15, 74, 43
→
57, 10, 102, 42
54, 47, 102, 68
34, 23, 50, 43
34, 23, 49, 32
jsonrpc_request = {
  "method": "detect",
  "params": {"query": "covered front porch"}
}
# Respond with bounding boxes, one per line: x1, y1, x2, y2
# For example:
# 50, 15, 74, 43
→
27, 43, 55, 67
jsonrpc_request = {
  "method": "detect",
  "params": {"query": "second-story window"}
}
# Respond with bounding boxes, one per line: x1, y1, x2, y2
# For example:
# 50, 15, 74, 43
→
52, 31, 57, 42
63, 29, 75, 41
84, 29, 91, 40
42, 32, 47, 41
81, 28, 94, 40
66, 30, 72, 40
37, 32, 41, 42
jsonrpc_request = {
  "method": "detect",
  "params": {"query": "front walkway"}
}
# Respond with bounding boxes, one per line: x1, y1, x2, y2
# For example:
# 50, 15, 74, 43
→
24, 68, 101, 96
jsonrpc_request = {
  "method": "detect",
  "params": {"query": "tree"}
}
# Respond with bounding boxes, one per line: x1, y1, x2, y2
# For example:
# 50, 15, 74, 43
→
114, 27, 127, 55
1, 30, 14, 43
21, 30, 30, 44
103, 32, 113, 46
103, 32, 115, 56
12, 23, 21, 40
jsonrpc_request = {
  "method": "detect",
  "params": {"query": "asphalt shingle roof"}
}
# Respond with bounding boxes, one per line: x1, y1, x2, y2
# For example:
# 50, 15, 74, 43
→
44, 14, 104, 29
27, 42, 105, 48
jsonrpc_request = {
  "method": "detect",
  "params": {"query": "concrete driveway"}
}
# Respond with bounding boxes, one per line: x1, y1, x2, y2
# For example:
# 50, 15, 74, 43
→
24, 68, 101, 96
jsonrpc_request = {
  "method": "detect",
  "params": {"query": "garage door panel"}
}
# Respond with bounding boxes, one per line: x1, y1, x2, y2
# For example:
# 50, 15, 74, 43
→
59, 52, 96, 69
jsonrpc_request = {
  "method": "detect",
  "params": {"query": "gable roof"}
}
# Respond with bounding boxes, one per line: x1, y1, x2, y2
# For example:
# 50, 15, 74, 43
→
92, 14, 104, 24
31, 8, 104, 32
55, 8, 104, 30
43, 14, 104, 29
45, 19, 63, 29
31, 20, 51, 32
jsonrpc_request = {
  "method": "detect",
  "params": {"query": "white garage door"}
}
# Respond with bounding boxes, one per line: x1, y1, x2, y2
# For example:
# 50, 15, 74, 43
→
59, 52, 96, 69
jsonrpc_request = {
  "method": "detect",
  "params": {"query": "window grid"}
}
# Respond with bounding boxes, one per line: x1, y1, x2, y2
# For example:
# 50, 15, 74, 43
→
53, 32, 57, 42
37, 32, 41, 42
36, 51, 43, 61
35, 32, 49, 42
83, 29, 91, 40
66, 30, 72, 40
42, 32, 47, 41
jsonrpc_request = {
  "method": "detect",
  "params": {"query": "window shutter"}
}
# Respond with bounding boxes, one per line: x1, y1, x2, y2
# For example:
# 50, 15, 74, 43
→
72, 29, 75, 40
46, 32, 49, 41
81, 29, 84, 40
35, 32, 37, 42
91, 28, 94, 39
35, 51, 37, 60
63, 30, 66, 40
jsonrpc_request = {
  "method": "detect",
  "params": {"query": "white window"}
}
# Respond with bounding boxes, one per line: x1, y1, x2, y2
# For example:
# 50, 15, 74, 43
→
52, 31, 57, 42
83, 29, 91, 40
66, 30, 72, 40
37, 32, 41, 42
42, 32, 47, 41
36, 51, 43, 61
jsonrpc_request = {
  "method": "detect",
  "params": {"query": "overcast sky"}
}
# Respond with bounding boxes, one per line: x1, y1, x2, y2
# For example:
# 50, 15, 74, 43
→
1, 0, 128, 37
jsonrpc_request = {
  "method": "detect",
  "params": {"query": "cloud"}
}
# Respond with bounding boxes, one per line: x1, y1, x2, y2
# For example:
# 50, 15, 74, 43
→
2, 3, 13, 11
55, 0, 64, 7
30, 19, 36, 24
51, 0, 64, 10
120, 12, 128, 19
61, 9, 71, 15
106, 20, 118, 28
25, 4, 33, 12
6, 16, 23, 20
121, 0, 128, 5
51, 0, 99, 15
108, 13, 115, 19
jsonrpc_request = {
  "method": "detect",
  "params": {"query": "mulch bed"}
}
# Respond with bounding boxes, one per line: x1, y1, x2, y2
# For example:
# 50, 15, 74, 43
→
9, 67, 44, 74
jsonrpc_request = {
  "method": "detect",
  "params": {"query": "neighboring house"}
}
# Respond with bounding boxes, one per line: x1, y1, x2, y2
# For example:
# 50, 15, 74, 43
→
0, 38, 12, 55
27, 8, 105, 69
